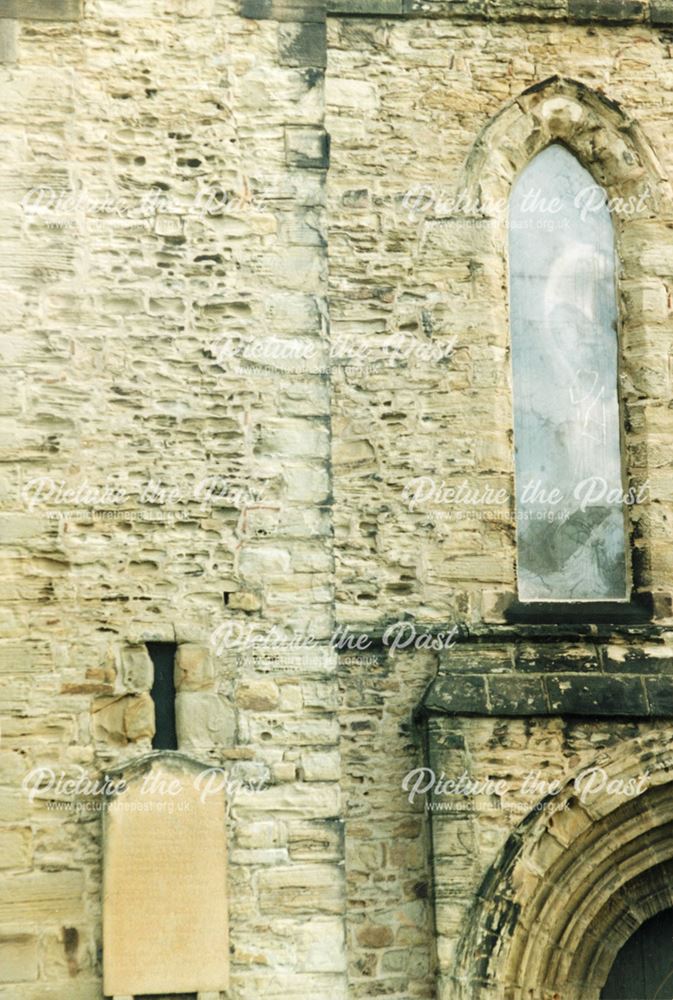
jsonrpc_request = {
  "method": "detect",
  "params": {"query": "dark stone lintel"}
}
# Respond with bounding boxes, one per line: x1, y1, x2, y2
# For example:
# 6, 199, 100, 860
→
419, 671, 673, 718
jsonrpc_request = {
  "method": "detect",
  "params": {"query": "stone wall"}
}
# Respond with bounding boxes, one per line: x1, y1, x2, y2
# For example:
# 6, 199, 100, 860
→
0, 2, 343, 998
326, 16, 673, 627
2, 1, 673, 999
326, 9, 673, 1000
338, 647, 437, 1000
426, 711, 673, 1000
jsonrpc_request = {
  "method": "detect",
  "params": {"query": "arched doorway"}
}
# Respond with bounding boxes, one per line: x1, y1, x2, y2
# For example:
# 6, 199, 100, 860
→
601, 908, 673, 1000
448, 734, 673, 1000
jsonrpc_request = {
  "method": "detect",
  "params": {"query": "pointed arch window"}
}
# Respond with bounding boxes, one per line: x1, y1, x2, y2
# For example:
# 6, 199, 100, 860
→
508, 143, 629, 602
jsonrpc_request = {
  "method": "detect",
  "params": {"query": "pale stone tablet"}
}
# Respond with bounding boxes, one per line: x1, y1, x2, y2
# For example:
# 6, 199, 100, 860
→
103, 754, 229, 996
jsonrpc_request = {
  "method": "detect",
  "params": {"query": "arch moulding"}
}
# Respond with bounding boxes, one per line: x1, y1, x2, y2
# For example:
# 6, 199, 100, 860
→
449, 731, 673, 1000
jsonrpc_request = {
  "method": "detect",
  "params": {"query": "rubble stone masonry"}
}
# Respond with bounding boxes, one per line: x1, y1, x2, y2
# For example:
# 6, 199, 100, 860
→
1, 1, 673, 999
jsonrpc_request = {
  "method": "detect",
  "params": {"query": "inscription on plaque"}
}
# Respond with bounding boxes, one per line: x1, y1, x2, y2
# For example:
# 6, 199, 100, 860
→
103, 754, 229, 997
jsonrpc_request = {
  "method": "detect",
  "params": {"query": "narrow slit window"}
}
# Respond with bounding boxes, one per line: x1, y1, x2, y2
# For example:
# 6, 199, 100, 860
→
508, 143, 629, 602
147, 642, 178, 750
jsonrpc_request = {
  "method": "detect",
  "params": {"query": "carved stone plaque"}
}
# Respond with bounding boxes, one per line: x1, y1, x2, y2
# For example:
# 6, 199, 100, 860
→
103, 753, 229, 996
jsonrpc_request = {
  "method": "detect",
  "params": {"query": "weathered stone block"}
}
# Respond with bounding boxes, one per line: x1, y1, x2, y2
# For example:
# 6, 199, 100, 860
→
285, 127, 330, 170
246, 714, 339, 746
175, 644, 214, 691
568, 0, 644, 19
0, 828, 31, 869
407, 0, 486, 14
488, 0, 565, 15
545, 675, 648, 715
328, 0, 404, 10
0, 934, 37, 982
442, 644, 513, 673
326, 77, 378, 113
424, 674, 488, 714
288, 819, 343, 860
126, 623, 176, 644
1, 514, 50, 542
165, 0, 214, 14
300, 750, 340, 781
356, 923, 394, 948
296, 918, 346, 972
514, 642, 600, 673
154, 214, 184, 237
299, 679, 335, 710
651, 593, 673, 618
645, 676, 673, 715
237, 820, 284, 849
0, 0, 80, 17
235, 782, 340, 820
651, 0, 673, 23
175, 692, 236, 749
240, 0, 272, 16
257, 864, 343, 914
240, 0, 324, 20
227, 590, 262, 612
272, 760, 299, 781
487, 675, 547, 714
0, 871, 85, 922
238, 545, 292, 579
602, 643, 673, 673
0, 20, 16, 62
0, 788, 30, 823
279, 21, 326, 67
92, 694, 155, 745
236, 678, 280, 709
121, 644, 153, 692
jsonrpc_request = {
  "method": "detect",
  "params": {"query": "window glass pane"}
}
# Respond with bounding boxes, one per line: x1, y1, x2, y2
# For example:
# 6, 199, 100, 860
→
509, 143, 628, 601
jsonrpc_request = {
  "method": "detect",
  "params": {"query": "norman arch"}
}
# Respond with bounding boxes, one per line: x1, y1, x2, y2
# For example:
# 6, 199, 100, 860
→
451, 733, 673, 1000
